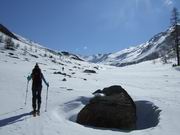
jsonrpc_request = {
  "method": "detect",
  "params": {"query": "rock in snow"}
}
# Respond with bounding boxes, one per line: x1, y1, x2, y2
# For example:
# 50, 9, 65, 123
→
83, 69, 96, 74
77, 85, 136, 130
62, 78, 67, 81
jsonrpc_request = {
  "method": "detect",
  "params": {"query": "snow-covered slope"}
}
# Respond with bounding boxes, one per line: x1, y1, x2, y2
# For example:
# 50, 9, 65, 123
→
0, 24, 84, 63
0, 24, 18, 40
86, 26, 179, 67
83, 53, 111, 63
1, 46, 180, 135
1, 24, 180, 135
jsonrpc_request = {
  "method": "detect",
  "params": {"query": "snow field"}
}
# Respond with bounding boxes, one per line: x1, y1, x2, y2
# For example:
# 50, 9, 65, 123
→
0, 42, 180, 135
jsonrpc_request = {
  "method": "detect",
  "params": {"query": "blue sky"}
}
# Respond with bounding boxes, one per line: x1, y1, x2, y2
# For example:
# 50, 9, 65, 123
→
0, 0, 180, 55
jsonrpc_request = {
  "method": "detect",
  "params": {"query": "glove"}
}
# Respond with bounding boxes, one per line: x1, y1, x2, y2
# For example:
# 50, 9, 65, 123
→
46, 82, 49, 87
27, 75, 31, 82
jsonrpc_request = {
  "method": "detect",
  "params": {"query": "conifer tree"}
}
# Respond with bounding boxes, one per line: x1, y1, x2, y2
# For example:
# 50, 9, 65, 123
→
171, 8, 180, 66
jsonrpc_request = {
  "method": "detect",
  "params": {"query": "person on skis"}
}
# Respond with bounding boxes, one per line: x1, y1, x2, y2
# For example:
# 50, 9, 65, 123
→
27, 63, 49, 116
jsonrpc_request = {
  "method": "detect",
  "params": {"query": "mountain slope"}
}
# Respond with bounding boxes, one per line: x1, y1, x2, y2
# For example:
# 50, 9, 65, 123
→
1, 48, 180, 135
0, 24, 18, 40
0, 24, 84, 62
1, 24, 180, 135
86, 26, 179, 66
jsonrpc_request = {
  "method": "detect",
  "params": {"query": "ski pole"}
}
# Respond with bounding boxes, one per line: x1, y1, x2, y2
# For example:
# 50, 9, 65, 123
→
25, 80, 29, 105
45, 86, 49, 112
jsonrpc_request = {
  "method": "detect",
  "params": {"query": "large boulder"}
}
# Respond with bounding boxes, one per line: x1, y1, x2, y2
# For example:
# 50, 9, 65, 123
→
76, 85, 136, 130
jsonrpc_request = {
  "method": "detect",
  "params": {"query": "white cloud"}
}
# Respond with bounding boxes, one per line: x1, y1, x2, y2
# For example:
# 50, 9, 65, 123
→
164, 0, 173, 7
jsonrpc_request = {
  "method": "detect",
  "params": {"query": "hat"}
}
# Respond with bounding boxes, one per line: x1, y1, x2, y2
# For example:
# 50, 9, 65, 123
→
35, 63, 39, 68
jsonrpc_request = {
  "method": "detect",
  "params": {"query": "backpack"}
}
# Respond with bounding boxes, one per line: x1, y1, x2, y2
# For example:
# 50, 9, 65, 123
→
32, 67, 42, 86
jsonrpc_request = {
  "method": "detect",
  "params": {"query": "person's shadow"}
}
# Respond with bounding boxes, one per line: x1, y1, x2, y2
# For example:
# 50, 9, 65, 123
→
0, 112, 31, 127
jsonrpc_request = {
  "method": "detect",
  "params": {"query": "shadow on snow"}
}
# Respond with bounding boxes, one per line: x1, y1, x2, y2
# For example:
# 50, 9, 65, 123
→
0, 112, 31, 127
135, 100, 161, 130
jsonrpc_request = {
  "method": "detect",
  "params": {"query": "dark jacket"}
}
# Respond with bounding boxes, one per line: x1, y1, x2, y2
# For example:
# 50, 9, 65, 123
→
29, 66, 48, 89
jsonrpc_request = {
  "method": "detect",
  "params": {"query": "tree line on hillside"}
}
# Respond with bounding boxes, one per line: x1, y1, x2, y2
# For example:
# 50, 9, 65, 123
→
0, 36, 16, 50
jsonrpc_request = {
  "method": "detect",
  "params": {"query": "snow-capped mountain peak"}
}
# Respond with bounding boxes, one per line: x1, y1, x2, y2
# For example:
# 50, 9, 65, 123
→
86, 25, 179, 67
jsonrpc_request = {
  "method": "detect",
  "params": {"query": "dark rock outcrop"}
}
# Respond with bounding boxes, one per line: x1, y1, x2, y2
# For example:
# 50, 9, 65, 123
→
61, 51, 84, 61
77, 85, 136, 130
83, 69, 96, 74
0, 24, 18, 40
54, 71, 71, 78
62, 78, 67, 81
